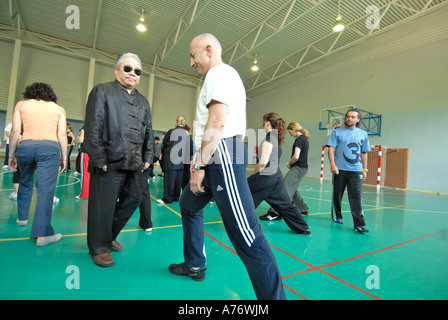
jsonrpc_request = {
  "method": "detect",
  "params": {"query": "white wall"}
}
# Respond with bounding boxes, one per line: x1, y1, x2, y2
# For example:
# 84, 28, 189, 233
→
247, 39, 448, 194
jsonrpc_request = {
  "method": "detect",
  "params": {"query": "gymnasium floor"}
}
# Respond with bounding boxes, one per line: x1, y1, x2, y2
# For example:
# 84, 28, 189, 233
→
0, 165, 447, 300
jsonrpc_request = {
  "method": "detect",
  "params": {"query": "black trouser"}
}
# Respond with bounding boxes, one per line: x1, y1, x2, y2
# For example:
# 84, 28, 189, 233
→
162, 169, 183, 203
87, 168, 142, 256
248, 173, 309, 233
182, 164, 190, 191
139, 167, 152, 229
331, 170, 366, 227
148, 156, 159, 178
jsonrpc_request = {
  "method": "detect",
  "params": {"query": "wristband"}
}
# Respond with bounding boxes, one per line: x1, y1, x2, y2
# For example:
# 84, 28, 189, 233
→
363, 168, 368, 172
194, 164, 206, 171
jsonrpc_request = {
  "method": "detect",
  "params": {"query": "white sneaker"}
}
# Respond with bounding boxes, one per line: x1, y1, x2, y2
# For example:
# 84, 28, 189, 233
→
157, 199, 164, 204
16, 219, 28, 226
9, 192, 17, 200
53, 196, 60, 203
145, 228, 153, 232
36, 233, 62, 246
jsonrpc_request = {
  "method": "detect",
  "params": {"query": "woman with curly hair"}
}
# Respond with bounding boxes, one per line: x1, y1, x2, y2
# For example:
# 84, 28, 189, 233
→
8, 82, 67, 246
247, 112, 311, 235
263, 121, 310, 220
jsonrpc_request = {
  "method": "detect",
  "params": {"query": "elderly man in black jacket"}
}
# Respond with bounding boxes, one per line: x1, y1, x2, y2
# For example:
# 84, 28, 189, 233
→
83, 53, 154, 267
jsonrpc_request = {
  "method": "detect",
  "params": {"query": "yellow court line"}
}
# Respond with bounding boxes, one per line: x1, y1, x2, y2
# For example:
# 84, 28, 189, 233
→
150, 194, 182, 217
0, 221, 223, 242
0, 195, 207, 242
0, 204, 402, 242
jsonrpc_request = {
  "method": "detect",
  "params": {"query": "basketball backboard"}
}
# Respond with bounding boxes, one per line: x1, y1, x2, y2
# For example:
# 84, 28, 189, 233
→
319, 105, 382, 136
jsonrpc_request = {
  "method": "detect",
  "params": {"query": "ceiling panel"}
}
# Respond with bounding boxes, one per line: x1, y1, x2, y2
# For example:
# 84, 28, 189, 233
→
0, 0, 446, 94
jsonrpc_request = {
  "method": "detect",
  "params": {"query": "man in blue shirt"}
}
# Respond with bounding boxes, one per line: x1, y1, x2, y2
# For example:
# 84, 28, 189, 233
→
326, 108, 370, 233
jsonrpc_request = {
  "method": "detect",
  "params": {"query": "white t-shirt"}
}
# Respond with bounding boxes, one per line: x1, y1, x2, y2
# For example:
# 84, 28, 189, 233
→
193, 63, 246, 152
4, 123, 12, 143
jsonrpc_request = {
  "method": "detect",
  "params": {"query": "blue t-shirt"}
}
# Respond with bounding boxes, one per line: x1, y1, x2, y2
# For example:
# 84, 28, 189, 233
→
326, 127, 371, 172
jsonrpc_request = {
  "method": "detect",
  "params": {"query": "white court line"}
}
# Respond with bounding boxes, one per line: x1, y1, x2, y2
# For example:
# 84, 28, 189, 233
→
298, 184, 448, 214
0, 172, 80, 192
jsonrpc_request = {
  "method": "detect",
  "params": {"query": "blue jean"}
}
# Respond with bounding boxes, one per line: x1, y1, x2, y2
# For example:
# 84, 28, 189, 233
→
179, 137, 286, 300
16, 140, 60, 239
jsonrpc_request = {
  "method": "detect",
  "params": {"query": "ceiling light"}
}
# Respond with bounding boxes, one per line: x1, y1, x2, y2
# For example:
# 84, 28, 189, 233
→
136, 9, 147, 32
333, 14, 345, 32
332, 0, 345, 32
251, 54, 259, 72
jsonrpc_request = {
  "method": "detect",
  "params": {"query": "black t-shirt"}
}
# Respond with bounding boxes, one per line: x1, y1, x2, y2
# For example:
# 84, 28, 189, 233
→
290, 135, 309, 169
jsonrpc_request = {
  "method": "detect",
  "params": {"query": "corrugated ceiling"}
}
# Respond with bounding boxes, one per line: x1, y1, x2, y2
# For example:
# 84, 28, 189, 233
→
0, 0, 447, 95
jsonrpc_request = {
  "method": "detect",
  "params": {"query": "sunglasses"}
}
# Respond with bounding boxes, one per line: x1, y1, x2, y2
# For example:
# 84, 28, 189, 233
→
123, 65, 142, 76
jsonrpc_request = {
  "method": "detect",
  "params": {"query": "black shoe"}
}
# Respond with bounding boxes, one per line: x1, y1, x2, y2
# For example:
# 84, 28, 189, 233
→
259, 212, 282, 221
299, 229, 312, 236
169, 262, 206, 281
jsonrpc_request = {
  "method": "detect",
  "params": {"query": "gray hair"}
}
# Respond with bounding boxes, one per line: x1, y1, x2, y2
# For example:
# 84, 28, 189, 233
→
115, 53, 142, 70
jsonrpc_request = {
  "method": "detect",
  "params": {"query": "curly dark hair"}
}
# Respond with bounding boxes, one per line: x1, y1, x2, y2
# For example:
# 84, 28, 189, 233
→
263, 112, 286, 146
23, 82, 57, 103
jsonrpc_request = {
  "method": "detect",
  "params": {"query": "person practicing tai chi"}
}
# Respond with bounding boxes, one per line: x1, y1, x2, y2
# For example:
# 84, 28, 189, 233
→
262, 121, 310, 220
168, 33, 286, 300
83, 53, 154, 267
8, 82, 67, 246
247, 113, 311, 235
326, 108, 370, 233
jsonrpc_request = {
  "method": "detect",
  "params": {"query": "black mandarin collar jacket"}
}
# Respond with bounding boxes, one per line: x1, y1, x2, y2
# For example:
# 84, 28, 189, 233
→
83, 80, 154, 172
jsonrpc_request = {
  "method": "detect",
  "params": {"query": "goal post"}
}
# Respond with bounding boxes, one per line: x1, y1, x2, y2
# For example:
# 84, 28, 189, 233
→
320, 145, 386, 190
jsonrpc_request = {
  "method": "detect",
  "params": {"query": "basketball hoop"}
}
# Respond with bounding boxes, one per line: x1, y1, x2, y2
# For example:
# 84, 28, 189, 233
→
326, 123, 338, 136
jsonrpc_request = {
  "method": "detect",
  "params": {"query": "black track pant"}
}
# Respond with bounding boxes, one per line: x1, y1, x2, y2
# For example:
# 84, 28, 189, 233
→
138, 167, 152, 229
331, 170, 366, 228
248, 173, 309, 233
162, 169, 183, 203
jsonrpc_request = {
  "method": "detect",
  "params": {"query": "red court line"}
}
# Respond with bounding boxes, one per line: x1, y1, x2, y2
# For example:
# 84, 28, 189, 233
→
270, 244, 382, 300
203, 230, 238, 256
184, 203, 311, 299
274, 228, 448, 300
282, 283, 309, 300
271, 243, 383, 300
157, 192, 446, 300
316, 228, 448, 270
203, 230, 309, 300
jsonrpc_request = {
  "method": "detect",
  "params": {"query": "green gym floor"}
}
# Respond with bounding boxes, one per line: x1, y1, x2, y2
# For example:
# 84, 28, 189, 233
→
1, 165, 447, 300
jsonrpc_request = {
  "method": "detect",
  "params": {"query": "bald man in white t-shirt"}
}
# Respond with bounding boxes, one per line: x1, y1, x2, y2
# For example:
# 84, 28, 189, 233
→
168, 33, 286, 300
